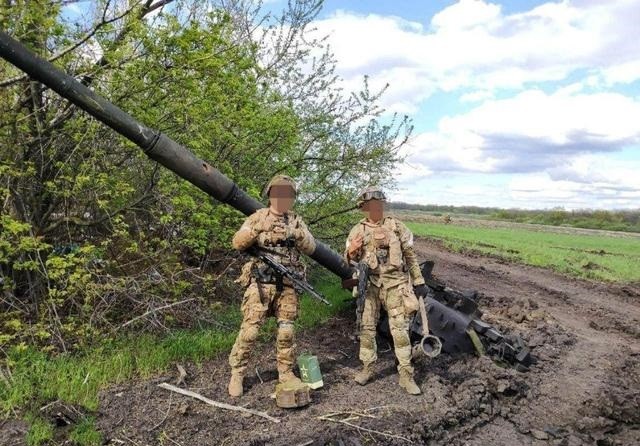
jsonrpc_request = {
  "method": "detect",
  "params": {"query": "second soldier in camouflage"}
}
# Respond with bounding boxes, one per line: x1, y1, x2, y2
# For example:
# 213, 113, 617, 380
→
345, 186, 429, 395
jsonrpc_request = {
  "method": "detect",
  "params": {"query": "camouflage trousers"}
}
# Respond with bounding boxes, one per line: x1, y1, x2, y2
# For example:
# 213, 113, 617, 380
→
359, 281, 414, 373
229, 282, 298, 376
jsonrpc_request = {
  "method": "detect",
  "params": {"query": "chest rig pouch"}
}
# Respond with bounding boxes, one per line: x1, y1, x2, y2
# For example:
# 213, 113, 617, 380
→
255, 214, 302, 288
364, 218, 404, 270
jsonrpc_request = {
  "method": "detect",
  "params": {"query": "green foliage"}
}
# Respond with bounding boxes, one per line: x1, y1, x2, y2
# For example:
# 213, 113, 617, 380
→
0, 0, 405, 354
69, 417, 102, 446
407, 221, 640, 282
297, 271, 352, 329
0, 274, 348, 446
25, 416, 54, 446
391, 203, 640, 233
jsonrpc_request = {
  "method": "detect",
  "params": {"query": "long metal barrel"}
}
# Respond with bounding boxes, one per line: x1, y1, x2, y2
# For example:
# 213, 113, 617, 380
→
0, 31, 352, 279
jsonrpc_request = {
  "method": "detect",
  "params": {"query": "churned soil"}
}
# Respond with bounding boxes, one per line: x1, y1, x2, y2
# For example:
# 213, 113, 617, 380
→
4, 237, 639, 446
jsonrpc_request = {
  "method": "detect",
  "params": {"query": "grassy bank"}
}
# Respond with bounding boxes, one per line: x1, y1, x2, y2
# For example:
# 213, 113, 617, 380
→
0, 274, 350, 445
407, 221, 640, 282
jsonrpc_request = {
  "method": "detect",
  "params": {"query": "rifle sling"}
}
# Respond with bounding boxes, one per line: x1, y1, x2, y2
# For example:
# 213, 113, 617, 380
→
251, 265, 267, 305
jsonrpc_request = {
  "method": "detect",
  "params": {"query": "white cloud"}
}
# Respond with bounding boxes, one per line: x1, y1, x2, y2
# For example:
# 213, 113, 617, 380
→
460, 90, 495, 103
508, 159, 640, 209
312, 0, 640, 111
390, 156, 640, 210
602, 60, 640, 85
409, 89, 640, 174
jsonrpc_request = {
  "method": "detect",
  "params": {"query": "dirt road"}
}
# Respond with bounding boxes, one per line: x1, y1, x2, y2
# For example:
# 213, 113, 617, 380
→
31, 237, 640, 445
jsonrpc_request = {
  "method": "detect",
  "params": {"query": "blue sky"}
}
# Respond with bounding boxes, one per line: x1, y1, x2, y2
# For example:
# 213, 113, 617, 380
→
62, 1, 640, 210
310, 0, 640, 210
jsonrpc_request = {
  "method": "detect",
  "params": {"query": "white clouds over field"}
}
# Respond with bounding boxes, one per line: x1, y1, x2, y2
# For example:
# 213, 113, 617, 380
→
315, 0, 640, 208
316, 0, 640, 111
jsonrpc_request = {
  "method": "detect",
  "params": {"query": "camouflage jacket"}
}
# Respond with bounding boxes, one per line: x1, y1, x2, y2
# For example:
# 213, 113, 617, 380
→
345, 216, 425, 289
232, 208, 316, 286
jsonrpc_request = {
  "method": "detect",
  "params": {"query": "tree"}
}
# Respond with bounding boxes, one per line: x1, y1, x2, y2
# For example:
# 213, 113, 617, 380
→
0, 0, 409, 350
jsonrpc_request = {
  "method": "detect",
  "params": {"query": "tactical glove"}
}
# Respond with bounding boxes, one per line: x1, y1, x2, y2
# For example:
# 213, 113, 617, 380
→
413, 284, 429, 298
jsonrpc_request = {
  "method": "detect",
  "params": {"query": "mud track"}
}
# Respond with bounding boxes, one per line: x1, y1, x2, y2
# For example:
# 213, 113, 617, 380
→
7, 237, 638, 446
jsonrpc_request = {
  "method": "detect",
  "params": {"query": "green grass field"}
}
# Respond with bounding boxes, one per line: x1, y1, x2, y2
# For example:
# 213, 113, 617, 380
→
0, 274, 350, 445
407, 221, 640, 282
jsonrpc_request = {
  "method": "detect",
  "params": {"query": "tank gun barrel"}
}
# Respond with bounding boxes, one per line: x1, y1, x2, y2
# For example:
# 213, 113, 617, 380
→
0, 31, 351, 279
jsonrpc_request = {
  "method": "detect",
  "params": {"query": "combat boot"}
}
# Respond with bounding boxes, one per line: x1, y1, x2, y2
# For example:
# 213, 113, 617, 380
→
228, 371, 244, 397
278, 370, 302, 385
399, 368, 421, 395
354, 362, 374, 386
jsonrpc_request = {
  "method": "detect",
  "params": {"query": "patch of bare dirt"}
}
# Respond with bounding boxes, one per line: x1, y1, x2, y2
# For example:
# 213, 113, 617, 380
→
4, 237, 639, 445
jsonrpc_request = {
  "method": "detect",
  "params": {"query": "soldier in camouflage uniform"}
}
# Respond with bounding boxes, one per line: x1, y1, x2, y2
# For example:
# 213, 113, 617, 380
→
345, 186, 429, 395
227, 175, 316, 397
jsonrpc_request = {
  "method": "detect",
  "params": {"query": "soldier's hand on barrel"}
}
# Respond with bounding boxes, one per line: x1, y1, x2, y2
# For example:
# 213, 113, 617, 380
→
413, 284, 429, 298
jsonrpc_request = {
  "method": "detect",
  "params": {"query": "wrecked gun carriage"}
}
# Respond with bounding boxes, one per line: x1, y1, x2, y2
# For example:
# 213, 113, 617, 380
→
377, 262, 533, 371
0, 32, 532, 370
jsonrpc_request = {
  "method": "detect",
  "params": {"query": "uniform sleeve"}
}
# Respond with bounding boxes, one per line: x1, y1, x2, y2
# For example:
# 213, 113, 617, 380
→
294, 217, 316, 256
397, 220, 425, 286
231, 212, 260, 251
344, 225, 362, 263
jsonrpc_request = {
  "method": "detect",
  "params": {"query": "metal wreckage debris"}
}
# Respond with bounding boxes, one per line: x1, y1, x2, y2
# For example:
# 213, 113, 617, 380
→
378, 261, 533, 371
0, 32, 533, 372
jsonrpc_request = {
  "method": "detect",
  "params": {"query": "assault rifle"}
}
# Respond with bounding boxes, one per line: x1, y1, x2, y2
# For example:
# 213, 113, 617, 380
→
350, 261, 370, 330
246, 246, 331, 306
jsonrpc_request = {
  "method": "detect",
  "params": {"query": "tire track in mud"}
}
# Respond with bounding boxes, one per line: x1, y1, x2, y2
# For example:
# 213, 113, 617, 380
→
416, 238, 640, 446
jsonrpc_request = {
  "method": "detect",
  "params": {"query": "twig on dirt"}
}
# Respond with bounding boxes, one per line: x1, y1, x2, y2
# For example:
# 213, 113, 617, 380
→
295, 441, 314, 446
176, 364, 187, 386
317, 412, 412, 443
366, 404, 413, 416
379, 343, 392, 353
122, 434, 142, 446
118, 298, 196, 329
158, 382, 280, 423
338, 349, 351, 358
255, 366, 264, 384
163, 436, 183, 446
147, 393, 172, 432
39, 400, 61, 412
322, 410, 377, 420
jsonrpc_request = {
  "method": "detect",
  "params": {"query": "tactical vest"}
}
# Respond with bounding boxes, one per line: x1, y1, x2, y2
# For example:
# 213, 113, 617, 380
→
256, 213, 302, 267
242, 212, 305, 287
359, 217, 404, 273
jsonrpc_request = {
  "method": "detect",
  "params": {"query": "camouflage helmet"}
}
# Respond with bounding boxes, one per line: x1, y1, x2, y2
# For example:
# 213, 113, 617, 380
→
356, 185, 386, 208
263, 174, 297, 198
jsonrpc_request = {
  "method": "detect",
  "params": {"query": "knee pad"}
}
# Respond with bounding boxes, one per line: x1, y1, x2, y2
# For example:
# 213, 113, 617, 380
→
277, 321, 294, 341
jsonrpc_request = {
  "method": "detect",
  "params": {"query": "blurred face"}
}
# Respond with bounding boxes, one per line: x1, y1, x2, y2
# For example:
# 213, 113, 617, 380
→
269, 185, 295, 213
361, 199, 384, 222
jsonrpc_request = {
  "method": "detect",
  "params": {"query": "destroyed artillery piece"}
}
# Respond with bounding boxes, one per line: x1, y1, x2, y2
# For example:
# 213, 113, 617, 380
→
0, 31, 532, 372
378, 261, 533, 371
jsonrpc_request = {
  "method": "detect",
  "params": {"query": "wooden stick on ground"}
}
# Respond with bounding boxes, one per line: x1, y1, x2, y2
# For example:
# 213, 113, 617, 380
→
157, 383, 280, 423
317, 412, 412, 443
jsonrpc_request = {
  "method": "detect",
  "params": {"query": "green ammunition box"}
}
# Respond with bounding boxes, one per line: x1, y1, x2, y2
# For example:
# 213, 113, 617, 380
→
297, 353, 323, 389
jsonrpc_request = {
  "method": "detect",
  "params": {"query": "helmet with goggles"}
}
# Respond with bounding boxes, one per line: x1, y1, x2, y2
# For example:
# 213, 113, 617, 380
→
357, 186, 387, 208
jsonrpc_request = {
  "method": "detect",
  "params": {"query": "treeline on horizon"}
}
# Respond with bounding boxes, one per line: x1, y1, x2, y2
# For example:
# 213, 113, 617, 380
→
389, 202, 640, 233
